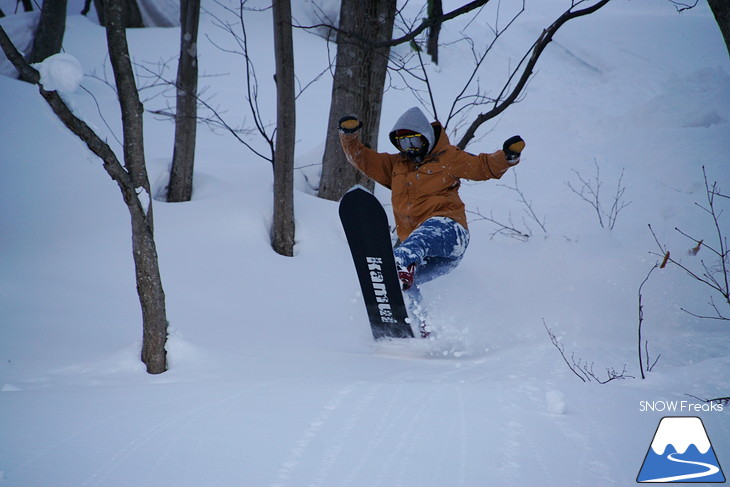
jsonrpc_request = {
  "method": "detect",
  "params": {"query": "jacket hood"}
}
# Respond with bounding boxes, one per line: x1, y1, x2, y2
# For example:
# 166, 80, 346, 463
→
389, 107, 436, 155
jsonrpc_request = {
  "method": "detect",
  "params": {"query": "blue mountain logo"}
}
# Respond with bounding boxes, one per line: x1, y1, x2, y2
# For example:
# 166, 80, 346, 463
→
637, 416, 726, 483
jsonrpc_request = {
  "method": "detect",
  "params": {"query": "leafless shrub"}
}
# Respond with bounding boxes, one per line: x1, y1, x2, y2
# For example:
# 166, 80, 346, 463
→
499, 171, 547, 234
649, 167, 729, 321
566, 159, 630, 230
467, 207, 531, 241
466, 170, 545, 241
543, 319, 633, 384
637, 264, 662, 379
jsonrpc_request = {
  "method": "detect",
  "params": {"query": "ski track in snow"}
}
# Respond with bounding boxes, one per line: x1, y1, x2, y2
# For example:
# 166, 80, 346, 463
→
270, 381, 363, 487
307, 382, 378, 487
490, 348, 623, 487
136, 381, 284, 487
454, 384, 468, 487
11, 381, 280, 487
496, 389, 554, 485
342, 392, 395, 483
339, 378, 421, 486
577, 397, 620, 486
81, 383, 274, 487
269, 362, 480, 487
11, 386, 208, 482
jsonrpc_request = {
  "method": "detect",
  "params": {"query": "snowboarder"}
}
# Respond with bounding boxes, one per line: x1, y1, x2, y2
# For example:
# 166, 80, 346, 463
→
338, 106, 524, 336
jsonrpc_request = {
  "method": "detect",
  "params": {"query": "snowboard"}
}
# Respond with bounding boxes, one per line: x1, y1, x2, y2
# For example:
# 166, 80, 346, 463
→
339, 186, 414, 340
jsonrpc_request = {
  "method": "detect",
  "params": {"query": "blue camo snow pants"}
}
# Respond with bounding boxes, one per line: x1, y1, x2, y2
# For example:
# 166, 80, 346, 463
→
393, 217, 470, 287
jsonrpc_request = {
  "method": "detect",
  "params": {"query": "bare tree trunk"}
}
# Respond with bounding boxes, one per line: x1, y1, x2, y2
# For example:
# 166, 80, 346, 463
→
26, 0, 67, 68
707, 0, 730, 58
317, 0, 396, 202
104, 0, 167, 373
271, 0, 296, 256
167, 0, 200, 202
0, 15, 168, 374
93, 0, 144, 27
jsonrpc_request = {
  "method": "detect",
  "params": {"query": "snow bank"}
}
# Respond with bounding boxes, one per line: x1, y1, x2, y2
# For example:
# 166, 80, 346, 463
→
137, 0, 179, 27
0, 11, 39, 77
0, 1, 729, 486
546, 390, 567, 415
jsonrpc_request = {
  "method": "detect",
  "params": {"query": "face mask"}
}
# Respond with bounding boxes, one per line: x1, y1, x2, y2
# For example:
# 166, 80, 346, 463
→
395, 133, 425, 152
395, 133, 429, 162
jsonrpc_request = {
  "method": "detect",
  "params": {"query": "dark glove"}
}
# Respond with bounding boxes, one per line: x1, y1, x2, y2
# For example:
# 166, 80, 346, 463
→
503, 135, 525, 162
338, 115, 362, 134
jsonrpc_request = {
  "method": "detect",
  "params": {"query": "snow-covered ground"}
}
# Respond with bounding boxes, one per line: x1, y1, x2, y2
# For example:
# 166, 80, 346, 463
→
1, 0, 729, 485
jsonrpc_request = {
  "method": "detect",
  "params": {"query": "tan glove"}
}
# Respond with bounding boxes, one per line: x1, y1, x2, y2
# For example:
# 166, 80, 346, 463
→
338, 116, 362, 134
503, 135, 525, 162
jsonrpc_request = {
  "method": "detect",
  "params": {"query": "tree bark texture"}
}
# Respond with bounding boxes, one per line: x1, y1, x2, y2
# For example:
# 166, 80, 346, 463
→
93, 0, 144, 27
27, 0, 67, 67
707, 0, 730, 58
104, 0, 168, 373
167, 0, 200, 202
317, 0, 396, 202
271, 0, 296, 256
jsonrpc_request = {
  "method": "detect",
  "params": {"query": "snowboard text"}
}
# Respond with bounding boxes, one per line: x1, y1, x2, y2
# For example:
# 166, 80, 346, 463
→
366, 257, 397, 324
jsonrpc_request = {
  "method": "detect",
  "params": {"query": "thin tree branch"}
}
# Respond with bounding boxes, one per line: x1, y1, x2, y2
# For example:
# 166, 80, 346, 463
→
0, 25, 133, 194
292, 0, 493, 49
685, 393, 730, 406
543, 320, 586, 382
638, 264, 659, 379
445, 1, 525, 131
544, 318, 633, 383
466, 208, 531, 241
499, 170, 547, 234
457, 0, 612, 149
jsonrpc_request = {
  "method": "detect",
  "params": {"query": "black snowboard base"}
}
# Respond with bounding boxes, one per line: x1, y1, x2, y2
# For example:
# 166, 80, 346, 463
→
339, 186, 414, 340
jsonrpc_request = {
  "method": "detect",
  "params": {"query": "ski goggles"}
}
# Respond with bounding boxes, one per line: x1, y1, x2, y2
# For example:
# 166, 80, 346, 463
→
394, 133, 426, 153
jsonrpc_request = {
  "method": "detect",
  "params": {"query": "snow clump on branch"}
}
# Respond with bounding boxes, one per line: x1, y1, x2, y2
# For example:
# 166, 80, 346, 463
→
33, 53, 84, 93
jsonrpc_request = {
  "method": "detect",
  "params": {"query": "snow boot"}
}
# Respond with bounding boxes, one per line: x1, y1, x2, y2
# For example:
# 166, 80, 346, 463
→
419, 320, 432, 339
397, 263, 416, 290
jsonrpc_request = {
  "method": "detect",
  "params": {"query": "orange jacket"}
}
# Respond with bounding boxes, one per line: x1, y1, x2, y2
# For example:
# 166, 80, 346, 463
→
340, 122, 518, 241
